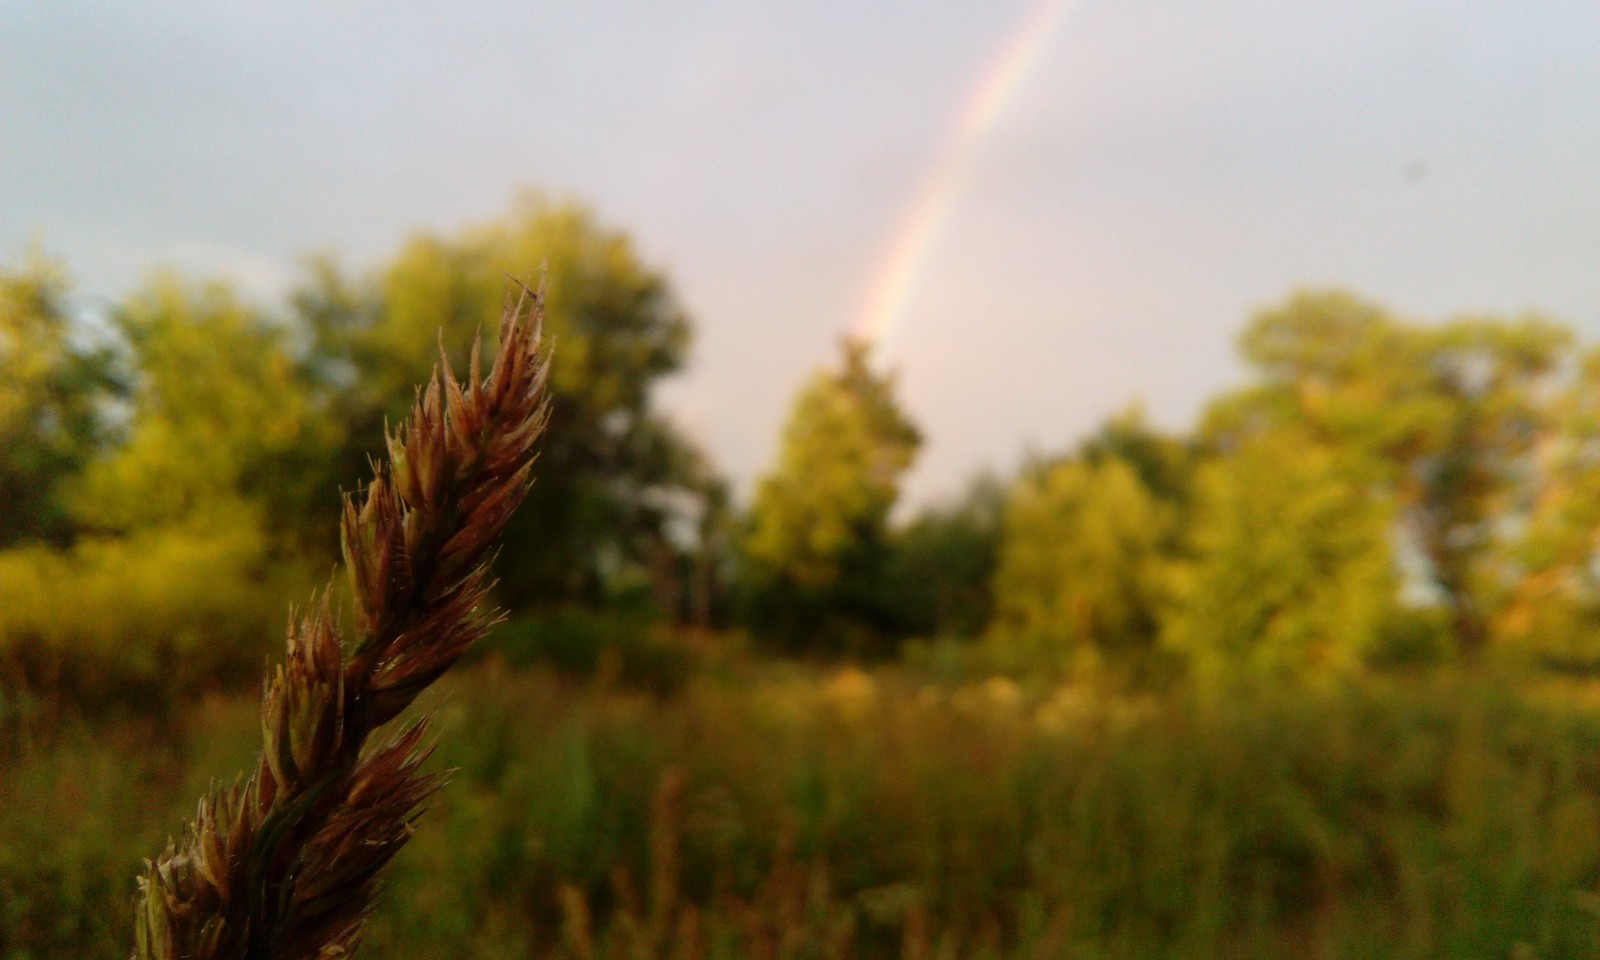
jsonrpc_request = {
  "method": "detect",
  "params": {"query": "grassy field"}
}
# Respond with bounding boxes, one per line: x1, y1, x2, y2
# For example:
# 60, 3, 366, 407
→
7, 655, 1600, 959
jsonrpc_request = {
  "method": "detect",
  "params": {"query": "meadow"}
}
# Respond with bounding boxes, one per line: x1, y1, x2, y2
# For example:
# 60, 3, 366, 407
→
8, 648, 1600, 959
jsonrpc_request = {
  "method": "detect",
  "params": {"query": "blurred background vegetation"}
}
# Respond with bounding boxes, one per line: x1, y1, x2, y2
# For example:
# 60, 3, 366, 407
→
9, 199, 1600, 958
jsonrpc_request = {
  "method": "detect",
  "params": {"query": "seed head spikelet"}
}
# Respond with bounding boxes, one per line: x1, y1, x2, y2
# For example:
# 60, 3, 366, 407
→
132, 284, 552, 960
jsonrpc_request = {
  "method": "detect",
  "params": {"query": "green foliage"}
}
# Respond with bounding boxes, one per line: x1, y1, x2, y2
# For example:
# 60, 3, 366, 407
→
1218, 289, 1574, 655
1077, 404, 1195, 504
740, 340, 921, 653
1224, 289, 1442, 461
1, 699, 262, 959
72, 275, 340, 542
296, 196, 699, 609
1494, 346, 1600, 667
0, 206, 708, 717
1410, 316, 1572, 651
1162, 429, 1398, 687
0, 510, 315, 711
988, 457, 1174, 673
19, 221, 1600, 959
0, 274, 333, 709
0, 252, 117, 548
744, 340, 921, 589
877, 475, 1004, 641
1370, 604, 1457, 669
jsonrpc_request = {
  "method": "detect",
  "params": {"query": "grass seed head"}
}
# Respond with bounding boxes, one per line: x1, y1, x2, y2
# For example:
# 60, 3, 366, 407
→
131, 282, 551, 960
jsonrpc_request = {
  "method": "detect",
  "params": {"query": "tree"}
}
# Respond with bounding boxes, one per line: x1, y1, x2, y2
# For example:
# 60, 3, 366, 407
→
0, 252, 117, 547
1217, 289, 1571, 654
1406, 318, 1571, 651
1494, 346, 1600, 662
987, 457, 1174, 671
294, 197, 699, 609
879, 474, 1005, 640
0, 274, 340, 702
1077, 404, 1195, 505
71, 275, 340, 543
1160, 429, 1397, 687
740, 339, 920, 652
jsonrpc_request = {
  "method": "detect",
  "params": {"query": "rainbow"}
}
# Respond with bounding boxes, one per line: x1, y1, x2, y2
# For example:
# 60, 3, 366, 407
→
852, 0, 1081, 351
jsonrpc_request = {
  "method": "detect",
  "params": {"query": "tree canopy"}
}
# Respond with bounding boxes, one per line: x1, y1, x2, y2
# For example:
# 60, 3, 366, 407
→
295, 197, 700, 609
73, 275, 339, 543
988, 457, 1174, 672
1210, 290, 1572, 655
0, 254, 117, 548
741, 339, 920, 651
1161, 428, 1398, 686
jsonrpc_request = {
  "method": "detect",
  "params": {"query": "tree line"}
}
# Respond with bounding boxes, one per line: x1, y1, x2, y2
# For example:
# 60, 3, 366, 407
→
4, 199, 1600, 710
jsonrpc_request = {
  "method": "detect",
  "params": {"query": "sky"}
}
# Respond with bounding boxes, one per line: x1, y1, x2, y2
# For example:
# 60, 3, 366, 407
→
5, 0, 1600, 507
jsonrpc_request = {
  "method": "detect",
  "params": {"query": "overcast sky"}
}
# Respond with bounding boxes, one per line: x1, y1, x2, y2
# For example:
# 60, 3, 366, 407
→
6, 0, 1600, 506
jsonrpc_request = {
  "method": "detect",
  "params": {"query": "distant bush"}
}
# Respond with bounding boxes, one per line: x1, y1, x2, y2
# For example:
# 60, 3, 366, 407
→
0, 508, 315, 715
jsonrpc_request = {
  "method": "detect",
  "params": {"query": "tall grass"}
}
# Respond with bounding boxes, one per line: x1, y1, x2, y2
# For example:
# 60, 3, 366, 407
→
428, 668, 1600, 960
374, 665, 1600, 960
9, 663, 1600, 959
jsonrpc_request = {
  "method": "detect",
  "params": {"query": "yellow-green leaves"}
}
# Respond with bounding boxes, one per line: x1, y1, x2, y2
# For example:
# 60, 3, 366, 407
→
739, 340, 921, 652
302, 197, 693, 609
744, 340, 920, 591
74, 275, 339, 538
989, 458, 1174, 671
1162, 429, 1397, 688
0, 251, 116, 547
